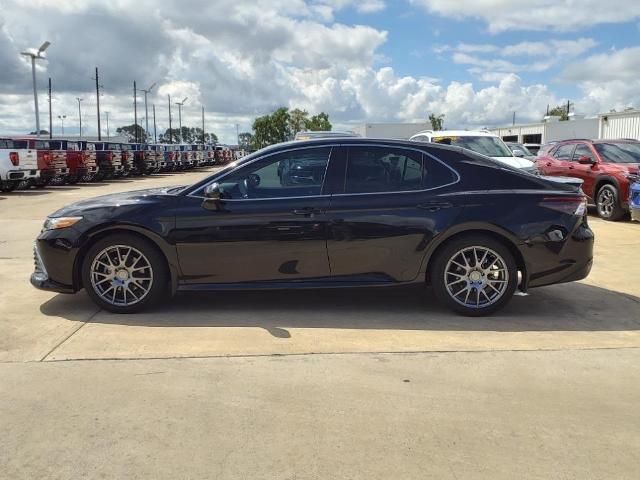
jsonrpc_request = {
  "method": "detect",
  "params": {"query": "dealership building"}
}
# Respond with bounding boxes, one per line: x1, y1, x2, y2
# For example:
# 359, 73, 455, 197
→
353, 109, 640, 144
489, 109, 640, 144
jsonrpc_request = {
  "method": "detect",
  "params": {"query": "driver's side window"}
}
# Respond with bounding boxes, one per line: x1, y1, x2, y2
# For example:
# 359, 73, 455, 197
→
218, 147, 332, 200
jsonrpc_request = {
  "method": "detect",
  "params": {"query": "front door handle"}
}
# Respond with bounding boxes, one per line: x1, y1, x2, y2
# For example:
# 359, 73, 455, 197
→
293, 207, 323, 216
418, 201, 453, 212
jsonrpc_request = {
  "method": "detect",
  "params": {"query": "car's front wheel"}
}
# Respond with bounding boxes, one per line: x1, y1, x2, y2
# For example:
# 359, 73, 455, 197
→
430, 235, 518, 316
82, 233, 168, 313
596, 184, 624, 221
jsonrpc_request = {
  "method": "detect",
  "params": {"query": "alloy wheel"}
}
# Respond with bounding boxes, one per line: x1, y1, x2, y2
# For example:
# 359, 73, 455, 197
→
443, 246, 509, 309
597, 188, 615, 217
90, 245, 154, 306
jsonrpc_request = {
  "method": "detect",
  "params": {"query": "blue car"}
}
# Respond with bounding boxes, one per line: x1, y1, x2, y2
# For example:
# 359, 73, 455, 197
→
630, 182, 640, 222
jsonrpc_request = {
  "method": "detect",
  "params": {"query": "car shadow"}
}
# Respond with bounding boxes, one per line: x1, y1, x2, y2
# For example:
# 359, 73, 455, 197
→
40, 282, 640, 334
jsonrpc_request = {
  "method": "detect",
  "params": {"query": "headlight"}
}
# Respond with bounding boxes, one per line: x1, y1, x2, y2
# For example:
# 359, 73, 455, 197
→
43, 216, 83, 231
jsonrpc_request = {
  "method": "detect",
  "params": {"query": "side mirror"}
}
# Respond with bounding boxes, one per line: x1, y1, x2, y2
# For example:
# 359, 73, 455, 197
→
202, 182, 222, 210
512, 149, 525, 157
578, 155, 595, 165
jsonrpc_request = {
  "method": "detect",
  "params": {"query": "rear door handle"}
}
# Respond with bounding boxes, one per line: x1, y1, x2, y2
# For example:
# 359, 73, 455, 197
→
293, 207, 323, 216
418, 201, 453, 212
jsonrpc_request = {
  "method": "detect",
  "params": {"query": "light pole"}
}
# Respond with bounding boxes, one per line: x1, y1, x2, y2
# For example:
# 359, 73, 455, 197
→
140, 82, 156, 139
57, 114, 66, 136
21, 41, 51, 137
104, 111, 110, 140
174, 97, 187, 143
236, 123, 240, 146
76, 97, 83, 138
153, 104, 157, 143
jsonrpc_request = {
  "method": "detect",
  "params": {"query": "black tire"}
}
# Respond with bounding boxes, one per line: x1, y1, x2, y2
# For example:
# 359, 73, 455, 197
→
429, 234, 518, 316
596, 184, 625, 221
0, 180, 19, 192
81, 233, 169, 313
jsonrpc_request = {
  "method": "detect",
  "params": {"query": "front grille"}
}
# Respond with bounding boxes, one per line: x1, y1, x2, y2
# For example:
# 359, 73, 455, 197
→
33, 243, 48, 282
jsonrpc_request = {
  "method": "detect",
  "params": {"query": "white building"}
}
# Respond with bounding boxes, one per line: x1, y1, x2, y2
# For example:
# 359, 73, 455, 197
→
598, 109, 640, 140
489, 117, 599, 144
352, 123, 428, 139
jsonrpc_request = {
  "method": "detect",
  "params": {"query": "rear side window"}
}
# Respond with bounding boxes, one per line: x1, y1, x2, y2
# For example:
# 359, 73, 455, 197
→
0, 140, 8, 149
345, 146, 423, 194
553, 144, 575, 160
34, 141, 50, 149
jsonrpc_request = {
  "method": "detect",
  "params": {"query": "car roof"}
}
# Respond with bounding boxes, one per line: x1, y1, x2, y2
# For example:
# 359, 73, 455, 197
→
411, 130, 499, 138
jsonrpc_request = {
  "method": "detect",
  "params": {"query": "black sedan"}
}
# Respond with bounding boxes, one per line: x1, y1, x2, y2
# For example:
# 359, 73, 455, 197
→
31, 138, 594, 316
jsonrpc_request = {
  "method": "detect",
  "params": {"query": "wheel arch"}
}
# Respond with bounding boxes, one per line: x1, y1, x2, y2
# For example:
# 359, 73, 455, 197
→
594, 175, 621, 197
73, 224, 179, 294
421, 225, 527, 289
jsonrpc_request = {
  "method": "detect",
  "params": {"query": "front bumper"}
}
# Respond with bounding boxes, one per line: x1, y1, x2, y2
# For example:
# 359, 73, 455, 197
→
30, 242, 76, 293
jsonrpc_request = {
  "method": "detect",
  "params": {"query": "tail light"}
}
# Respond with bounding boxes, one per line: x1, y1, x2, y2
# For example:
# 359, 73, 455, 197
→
106, 152, 113, 162
540, 196, 587, 216
43, 152, 51, 164
9, 152, 19, 166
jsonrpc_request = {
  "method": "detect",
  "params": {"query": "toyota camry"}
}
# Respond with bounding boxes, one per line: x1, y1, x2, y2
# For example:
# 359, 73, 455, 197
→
31, 138, 594, 316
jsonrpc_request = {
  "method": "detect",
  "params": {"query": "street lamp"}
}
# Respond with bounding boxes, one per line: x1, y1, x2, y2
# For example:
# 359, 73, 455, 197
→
104, 111, 110, 140
21, 40, 51, 138
140, 82, 156, 139
57, 114, 66, 136
174, 97, 187, 143
76, 98, 83, 138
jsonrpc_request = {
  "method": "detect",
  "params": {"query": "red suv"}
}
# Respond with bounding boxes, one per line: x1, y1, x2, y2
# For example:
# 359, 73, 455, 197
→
537, 139, 640, 220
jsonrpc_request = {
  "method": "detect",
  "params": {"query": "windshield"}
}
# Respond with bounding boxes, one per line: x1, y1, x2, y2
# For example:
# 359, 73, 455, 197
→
594, 143, 640, 163
34, 141, 50, 149
433, 136, 513, 157
508, 143, 532, 155
108, 143, 121, 150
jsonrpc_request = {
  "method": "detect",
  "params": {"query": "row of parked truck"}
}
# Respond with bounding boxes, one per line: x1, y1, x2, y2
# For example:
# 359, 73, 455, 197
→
0, 138, 238, 192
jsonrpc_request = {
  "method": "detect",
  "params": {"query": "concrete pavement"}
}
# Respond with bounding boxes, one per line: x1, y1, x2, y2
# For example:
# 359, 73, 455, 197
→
1, 170, 639, 478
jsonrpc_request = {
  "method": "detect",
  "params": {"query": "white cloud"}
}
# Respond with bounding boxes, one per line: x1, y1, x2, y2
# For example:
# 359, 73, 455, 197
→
562, 47, 640, 113
410, 0, 640, 33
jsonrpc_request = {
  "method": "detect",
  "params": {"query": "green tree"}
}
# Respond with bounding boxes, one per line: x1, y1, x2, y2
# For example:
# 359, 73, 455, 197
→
116, 124, 149, 142
306, 112, 332, 131
252, 107, 291, 149
428, 113, 444, 131
547, 105, 570, 121
238, 132, 253, 150
158, 127, 217, 144
289, 108, 310, 135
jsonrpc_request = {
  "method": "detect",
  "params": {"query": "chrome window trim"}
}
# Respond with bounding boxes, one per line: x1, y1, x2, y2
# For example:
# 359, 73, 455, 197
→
188, 142, 460, 200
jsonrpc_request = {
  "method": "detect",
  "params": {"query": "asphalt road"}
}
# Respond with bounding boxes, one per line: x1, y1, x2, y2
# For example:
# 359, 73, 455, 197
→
1, 169, 639, 479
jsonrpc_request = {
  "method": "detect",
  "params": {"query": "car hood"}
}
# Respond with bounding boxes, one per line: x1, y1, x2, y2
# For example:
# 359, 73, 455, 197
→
491, 156, 535, 169
49, 186, 183, 217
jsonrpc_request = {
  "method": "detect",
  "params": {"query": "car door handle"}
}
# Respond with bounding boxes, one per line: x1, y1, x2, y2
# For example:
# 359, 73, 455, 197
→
293, 207, 323, 216
546, 162, 552, 166
568, 165, 575, 169
418, 201, 453, 212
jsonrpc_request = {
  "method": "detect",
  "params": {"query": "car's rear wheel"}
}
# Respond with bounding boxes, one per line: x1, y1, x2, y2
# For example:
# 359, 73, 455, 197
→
430, 235, 518, 316
596, 184, 624, 221
82, 234, 168, 313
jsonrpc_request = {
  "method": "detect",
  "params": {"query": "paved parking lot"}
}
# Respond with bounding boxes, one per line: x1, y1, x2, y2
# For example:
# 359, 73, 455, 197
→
1, 170, 639, 478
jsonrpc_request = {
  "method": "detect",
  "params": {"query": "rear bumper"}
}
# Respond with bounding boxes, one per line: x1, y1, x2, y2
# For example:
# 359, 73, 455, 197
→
2, 169, 38, 180
524, 219, 594, 289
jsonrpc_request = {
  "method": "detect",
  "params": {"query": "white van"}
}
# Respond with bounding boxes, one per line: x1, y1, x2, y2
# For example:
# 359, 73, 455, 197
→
409, 130, 537, 173
0, 138, 39, 192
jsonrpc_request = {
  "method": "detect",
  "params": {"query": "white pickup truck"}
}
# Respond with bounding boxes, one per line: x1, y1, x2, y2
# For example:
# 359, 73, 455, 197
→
0, 138, 39, 192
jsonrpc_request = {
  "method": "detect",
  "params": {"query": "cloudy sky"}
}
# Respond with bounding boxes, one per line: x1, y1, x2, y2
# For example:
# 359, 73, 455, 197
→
1, 0, 639, 143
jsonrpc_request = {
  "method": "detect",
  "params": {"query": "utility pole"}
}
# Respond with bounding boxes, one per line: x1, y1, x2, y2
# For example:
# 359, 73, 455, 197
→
201, 106, 205, 144
153, 104, 157, 143
133, 80, 138, 143
566, 99, 571, 118
95, 67, 102, 141
48, 78, 52, 139
76, 97, 83, 138
105, 111, 110, 140
174, 97, 187, 143
512, 111, 516, 126
168, 95, 172, 144
236, 123, 240, 146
